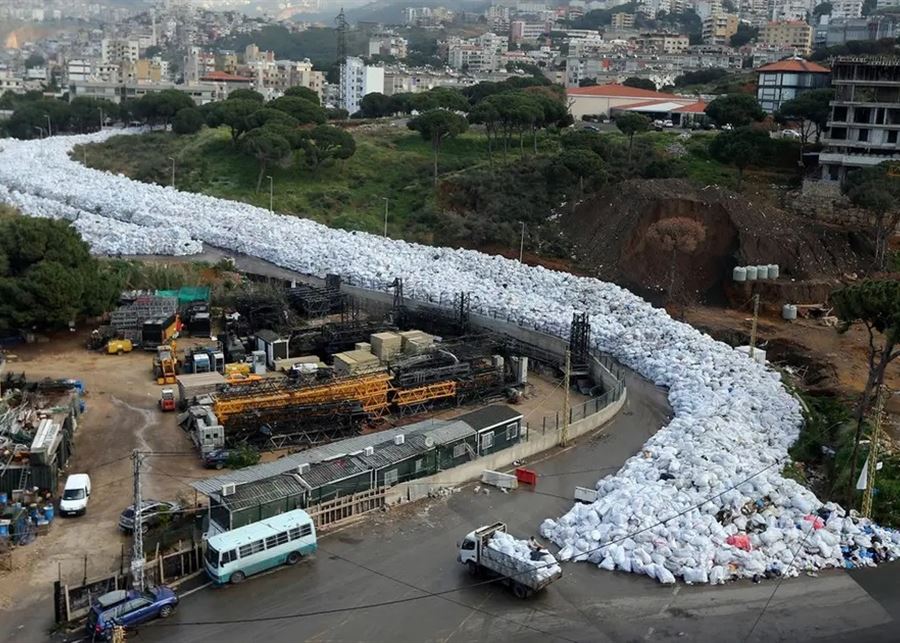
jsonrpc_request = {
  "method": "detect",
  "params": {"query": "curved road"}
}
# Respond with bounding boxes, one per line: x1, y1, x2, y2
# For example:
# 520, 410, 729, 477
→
128, 372, 897, 643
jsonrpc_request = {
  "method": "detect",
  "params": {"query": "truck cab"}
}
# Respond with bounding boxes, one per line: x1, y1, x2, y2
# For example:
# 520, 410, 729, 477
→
457, 522, 506, 571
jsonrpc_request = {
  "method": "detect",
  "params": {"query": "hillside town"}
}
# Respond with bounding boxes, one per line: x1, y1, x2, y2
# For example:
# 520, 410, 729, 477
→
0, 0, 899, 642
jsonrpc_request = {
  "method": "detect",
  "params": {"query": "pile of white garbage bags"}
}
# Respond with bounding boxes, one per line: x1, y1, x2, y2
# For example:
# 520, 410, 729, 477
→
488, 531, 562, 583
0, 131, 897, 584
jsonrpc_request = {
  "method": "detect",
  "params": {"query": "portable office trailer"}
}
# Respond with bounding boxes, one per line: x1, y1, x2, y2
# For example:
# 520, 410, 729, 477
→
353, 434, 436, 488
208, 474, 308, 533
455, 405, 524, 456
255, 330, 289, 369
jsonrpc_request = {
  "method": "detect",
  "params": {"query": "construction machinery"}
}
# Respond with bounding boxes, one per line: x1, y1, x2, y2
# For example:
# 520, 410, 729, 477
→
153, 342, 178, 385
107, 339, 134, 355
158, 389, 176, 412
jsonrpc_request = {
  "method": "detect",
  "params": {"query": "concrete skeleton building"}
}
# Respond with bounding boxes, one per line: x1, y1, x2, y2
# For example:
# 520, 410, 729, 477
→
100, 38, 140, 65
820, 56, 900, 181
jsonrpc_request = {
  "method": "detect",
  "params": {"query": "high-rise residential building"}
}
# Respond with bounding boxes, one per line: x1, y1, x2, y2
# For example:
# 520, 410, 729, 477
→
770, 0, 813, 22
760, 20, 814, 55
510, 20, 552, 43
447, 33, 508, 72
66, 59, 92, 83
756, 57, 830, 112
183, 47, 216, 84
610, 12, 636, 30
340, 56, 384, 115
702, 14, 739, 45
830, 0, 863, 18
101, 39, 140, 65
820, 56, 900, 182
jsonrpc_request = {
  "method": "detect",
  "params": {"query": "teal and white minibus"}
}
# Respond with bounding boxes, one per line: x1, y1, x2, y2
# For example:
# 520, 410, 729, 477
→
204, 509, 317, 585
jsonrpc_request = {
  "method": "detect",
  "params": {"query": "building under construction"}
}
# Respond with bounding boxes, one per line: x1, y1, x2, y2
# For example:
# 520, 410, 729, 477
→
181, 277, 601, 454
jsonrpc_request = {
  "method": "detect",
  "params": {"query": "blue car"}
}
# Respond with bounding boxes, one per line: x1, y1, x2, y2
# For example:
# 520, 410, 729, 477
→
86, 586, 178, 640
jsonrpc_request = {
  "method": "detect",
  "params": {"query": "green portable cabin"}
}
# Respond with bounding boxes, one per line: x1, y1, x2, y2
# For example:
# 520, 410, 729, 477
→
455, 405, 524, 457
208, 473, 307, 532
409, 420, 477, 471
300, 457, 372, 505
353, 433, 436, 488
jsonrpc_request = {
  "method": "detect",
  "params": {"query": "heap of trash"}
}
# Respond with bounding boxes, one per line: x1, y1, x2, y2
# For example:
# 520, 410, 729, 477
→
488, 531, 562, 582
0, 131, 897, 584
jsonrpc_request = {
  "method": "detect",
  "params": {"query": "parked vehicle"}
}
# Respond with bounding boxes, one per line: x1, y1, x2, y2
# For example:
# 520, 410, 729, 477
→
782, 129, 801, 139
202, 448, 233, 469
663, 119, 674, 128
119, 500, 180, 534
159, 388, 176, 412
204, 508, 317, 585
457, 522, 562, 598
86, 586, 178, 640
721, 123, 734, 131
59, 474, 91, 516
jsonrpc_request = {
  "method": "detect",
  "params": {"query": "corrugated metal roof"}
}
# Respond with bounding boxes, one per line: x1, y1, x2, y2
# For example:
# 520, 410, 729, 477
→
192, 412, 485, 496
299, 457, 369, 488
215, 473, 307, 511
354, 434, 431, 470
454, 405, 522, 432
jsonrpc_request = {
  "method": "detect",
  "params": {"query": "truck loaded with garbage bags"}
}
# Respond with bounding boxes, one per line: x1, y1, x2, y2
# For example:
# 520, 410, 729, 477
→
458, 522, 563, 598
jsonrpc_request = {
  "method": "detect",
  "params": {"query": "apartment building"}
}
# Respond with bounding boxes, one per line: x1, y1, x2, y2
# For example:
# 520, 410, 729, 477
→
634, 32, 690, 54
369, 34, 409, 59
702, 14, 739, 45
830, 0, 863, 18
611, 13, 636, 30
760, 21, 814, 56
340, 56, 384, 114
510, 20, 552, 44
820, 56, 900, 181
447, 33, 508, 73
101, 39, 140, 65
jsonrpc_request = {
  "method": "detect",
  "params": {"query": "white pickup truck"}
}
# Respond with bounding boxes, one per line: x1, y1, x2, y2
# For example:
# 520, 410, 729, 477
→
457, 522, 562, 598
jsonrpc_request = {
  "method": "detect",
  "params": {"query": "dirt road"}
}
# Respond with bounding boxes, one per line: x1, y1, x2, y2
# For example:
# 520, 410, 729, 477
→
0, 331, 206, 612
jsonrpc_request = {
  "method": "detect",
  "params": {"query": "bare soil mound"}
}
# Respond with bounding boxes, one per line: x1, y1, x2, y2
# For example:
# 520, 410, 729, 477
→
564, 179, 871, 301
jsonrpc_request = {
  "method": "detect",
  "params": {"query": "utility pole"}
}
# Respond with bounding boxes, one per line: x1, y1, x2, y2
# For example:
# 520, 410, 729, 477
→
862, 386, 886, 518
99, 107, 104, 131
131, 450, 145, 591
268, 175, 274, 212
46, 114, 52, 137
749, 293, 760, 360
168, 156, 175, 188
560, 349, 571, 447
518, 222, 525, 263
382, 197, 389, 236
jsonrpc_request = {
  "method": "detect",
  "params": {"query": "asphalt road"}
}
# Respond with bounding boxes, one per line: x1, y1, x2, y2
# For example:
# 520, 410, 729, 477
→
123, 372, 898, 643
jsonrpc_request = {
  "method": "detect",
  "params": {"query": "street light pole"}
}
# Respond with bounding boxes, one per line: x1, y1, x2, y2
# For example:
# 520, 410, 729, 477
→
168, 157, 175, 187
267, 176, 274, 212
99, 107, 104, 131
382, 197, 389, 237
518, 221, 525, 263
46, 114, 52, 137
33, 126, 44, 139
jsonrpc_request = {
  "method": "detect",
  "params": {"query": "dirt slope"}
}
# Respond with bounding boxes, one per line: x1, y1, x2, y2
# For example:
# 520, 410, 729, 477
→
564, 179, 871, 301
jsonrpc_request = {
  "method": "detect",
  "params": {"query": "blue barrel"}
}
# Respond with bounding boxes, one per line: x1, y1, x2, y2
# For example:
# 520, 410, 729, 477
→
28, 503, 38, 519
0, 492, 7, 505
0, 520, 9, 537
43, 505, 54, 522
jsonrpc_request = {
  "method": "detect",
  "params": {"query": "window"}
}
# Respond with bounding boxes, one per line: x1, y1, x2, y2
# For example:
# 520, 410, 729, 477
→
505, 422, 519, 441
452, 443, 467, 459
222, 549, 237, 564
830, 127, 847, 140
238, 540, 265, 558
265, 535, 279, 549
383, 469, 399, 486
461, 539, 476, 550
480, 432, 494, 451
414, 459, 424, 473
888, 131, 898, 144
833, 106, 847, 122
288, 526, 302, 541
299, 523, 312, 537
858, 128, 869, 142
205, 545, 220, 567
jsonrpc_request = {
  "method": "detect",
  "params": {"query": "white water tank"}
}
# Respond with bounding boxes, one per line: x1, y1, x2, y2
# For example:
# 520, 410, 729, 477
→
746, 265, 758, 281
732, 266, 747, 282
782, 304, 797, 320
757, 265, 769, 280
768, 264, 780, 279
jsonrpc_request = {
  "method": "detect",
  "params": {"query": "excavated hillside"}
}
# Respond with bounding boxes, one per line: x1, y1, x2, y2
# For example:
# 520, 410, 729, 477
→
564, 179, 872, 303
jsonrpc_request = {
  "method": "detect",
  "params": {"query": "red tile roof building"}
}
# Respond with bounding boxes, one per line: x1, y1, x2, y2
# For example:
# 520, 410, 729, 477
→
566, 83, 707, 125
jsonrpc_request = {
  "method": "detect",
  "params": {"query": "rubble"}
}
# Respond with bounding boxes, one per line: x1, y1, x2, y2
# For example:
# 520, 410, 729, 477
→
0, 131, 897, 584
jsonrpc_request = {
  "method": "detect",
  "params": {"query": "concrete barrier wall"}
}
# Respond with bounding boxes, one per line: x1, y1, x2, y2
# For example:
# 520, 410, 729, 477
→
387, 387, 626, 504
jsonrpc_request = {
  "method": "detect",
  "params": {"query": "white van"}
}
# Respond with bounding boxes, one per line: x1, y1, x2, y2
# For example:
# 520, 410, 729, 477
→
59, 474, 91, 516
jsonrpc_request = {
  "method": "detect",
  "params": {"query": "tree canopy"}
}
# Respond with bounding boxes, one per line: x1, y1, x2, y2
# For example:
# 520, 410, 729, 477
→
623, 77, 656, 91
615, 112, 651, 159
283, 86, 320, 105
776, 88, 833, 143
709, 126, 770, 188
842, 162, 900, 269
0, 215, 120, 330
241, 127, 292, 192
268, 96, 327, 125
172, 107, 205, 135
227, 88, 265, 103
704, 93, 764, 127
298, 125, 356, 169
408, 109, 468, 184
207, 98, 260, 143
358, 92, 394, 118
